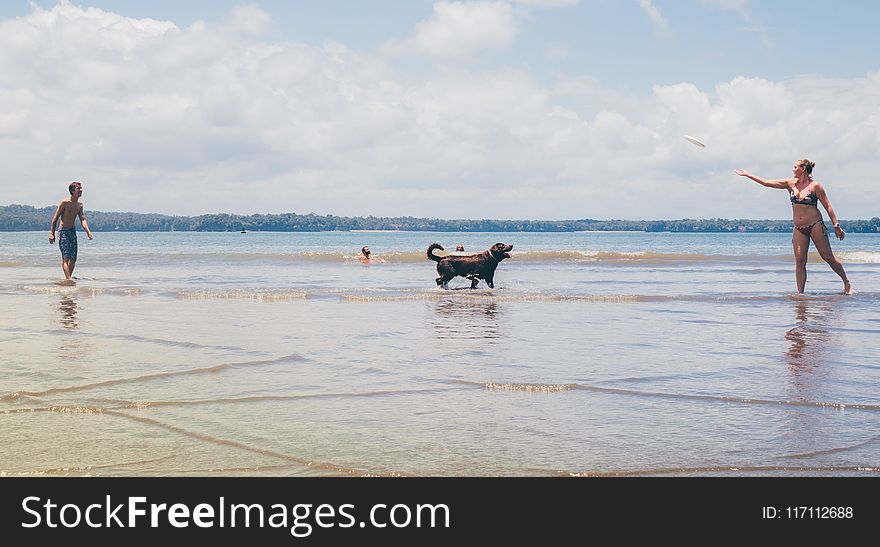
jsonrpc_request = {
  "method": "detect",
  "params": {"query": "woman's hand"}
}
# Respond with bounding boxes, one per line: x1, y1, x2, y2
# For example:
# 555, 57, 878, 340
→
735, 169, 750, 177
834, 225, 845, 241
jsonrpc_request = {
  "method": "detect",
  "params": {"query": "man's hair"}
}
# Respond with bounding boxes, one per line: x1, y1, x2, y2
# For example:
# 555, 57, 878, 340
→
68, 181, 82, 195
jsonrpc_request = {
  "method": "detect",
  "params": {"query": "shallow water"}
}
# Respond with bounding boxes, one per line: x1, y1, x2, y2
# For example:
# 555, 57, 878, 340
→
1, 231, 879, 476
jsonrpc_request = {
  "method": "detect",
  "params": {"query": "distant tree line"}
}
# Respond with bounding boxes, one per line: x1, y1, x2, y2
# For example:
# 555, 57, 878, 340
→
2, 204, 879, 233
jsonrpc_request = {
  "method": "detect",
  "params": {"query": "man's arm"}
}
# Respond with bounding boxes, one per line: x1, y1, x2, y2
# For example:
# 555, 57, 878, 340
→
49, 201, 64, 243
78, 205, 94, 240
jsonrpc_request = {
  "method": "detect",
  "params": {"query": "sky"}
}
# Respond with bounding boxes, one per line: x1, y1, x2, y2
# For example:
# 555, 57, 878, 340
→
1, 0, 878, 220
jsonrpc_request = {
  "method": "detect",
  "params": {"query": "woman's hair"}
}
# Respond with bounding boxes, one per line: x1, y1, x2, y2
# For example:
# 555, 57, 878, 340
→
798, 159, 816, 175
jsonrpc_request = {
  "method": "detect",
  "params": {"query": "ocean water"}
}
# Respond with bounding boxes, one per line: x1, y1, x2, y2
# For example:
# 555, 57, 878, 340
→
1, 230, 879, 476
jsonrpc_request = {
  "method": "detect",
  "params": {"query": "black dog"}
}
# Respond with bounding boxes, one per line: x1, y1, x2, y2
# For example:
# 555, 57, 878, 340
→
427, 243, 513, 289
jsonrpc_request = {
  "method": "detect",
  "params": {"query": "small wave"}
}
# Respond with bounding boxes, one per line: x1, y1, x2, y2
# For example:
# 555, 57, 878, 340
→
342, 291, 645, 303
544, 465, 880, 477
0, 455, 177, 477
103, 409, 398, 476
89, 249, 818, 265
18, 284, 142, 297
73, 286, 142, 297
12, 248, 880, 267
777, 435, 880, 460
162, 251, 418, 264
176, 289, 310, 301
1, 354, 305, 401
45, 405, 105, 414
20, 284, 79, 295
175, 464, 299, 475
342, 290, 879, 304
577, 383, 880, 411
838, 251, 880, 264
1, 405, 103, 414
451, 379, 880, 410
485, 383, 575, 393
107, 387, 458, 410
0, 327, 257, 353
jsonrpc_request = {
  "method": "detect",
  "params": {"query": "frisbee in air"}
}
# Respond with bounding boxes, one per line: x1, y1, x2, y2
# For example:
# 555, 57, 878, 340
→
684, 135, 706, 148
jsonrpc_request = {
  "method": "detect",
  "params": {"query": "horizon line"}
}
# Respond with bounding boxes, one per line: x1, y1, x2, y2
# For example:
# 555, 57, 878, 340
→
5, 203, 879, 223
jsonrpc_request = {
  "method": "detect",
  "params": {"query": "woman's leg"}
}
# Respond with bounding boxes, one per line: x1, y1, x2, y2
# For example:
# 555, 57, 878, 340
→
811, 222, 852, 294
792, 228, 810, 293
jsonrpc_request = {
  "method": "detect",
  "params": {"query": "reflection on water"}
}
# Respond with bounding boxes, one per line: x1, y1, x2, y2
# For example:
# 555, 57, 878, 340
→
783, 297, 839, 439
53, 293, 91, 363
58, 295, 79, 330
431, 298, 502, 342
780, 298, 844, 456
784, 299, 832, 377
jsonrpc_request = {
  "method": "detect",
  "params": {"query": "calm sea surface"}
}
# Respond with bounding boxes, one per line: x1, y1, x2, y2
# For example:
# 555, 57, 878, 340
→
2, 230, 879, 476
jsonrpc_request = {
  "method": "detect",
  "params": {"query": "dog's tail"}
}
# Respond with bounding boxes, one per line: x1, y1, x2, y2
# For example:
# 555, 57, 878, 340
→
427, 243, 444, 262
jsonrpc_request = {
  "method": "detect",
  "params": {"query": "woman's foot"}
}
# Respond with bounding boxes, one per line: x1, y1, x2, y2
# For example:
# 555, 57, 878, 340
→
843, 280, 854, 295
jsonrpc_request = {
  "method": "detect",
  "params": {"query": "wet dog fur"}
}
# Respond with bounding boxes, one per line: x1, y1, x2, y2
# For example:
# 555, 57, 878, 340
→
426, 243, 513, 289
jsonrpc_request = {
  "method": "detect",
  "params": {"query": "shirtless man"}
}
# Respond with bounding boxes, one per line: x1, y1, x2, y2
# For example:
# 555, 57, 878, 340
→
49, 181, 94, 280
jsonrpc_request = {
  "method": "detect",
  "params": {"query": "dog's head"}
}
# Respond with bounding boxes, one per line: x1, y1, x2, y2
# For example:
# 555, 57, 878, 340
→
489, 242, 513, 261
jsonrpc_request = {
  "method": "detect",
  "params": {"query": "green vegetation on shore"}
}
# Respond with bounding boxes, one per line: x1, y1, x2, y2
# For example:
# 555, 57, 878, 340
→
2, 204, 879, 233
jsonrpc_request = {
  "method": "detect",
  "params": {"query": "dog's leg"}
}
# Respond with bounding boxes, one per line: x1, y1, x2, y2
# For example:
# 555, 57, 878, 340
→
436, 277, 444, 286
485, 275, 494, 289
444, 274, 456, 289
470, 277, 479, 289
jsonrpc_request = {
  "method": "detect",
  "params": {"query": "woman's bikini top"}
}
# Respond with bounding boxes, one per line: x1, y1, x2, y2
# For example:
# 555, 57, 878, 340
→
790, 182, 818, 207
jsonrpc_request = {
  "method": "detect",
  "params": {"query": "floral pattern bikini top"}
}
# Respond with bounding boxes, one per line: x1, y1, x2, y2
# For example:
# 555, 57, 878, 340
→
790, 181, 818, 207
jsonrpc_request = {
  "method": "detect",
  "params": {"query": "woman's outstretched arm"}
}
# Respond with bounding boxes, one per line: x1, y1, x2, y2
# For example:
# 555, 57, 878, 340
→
735, 169, 792, 189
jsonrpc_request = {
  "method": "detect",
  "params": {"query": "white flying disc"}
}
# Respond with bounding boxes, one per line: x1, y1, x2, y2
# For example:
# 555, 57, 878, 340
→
684, 135, 706, 148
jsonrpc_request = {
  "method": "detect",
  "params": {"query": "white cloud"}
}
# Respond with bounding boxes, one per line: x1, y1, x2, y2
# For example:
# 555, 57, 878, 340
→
383, 1, 517, 58
638, 0, 668, 33
2, 3, 879, 220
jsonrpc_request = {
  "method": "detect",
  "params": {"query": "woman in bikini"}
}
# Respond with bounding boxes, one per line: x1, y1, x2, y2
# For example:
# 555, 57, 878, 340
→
735, 159, 852, 294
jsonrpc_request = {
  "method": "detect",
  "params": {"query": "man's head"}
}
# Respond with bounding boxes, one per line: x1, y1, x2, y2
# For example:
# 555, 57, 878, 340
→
68, 181, 83, 195
361, 246, 371, 257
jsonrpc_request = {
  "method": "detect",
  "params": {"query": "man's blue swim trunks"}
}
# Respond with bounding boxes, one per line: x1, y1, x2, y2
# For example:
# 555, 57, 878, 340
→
59, 227, 77, 260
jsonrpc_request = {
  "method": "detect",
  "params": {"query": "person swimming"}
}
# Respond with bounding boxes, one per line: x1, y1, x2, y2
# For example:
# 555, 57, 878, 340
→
359, 246, 384, 263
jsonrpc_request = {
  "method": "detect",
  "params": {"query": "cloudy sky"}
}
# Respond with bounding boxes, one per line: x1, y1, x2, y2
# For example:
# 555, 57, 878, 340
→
1, 0, 878, 220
